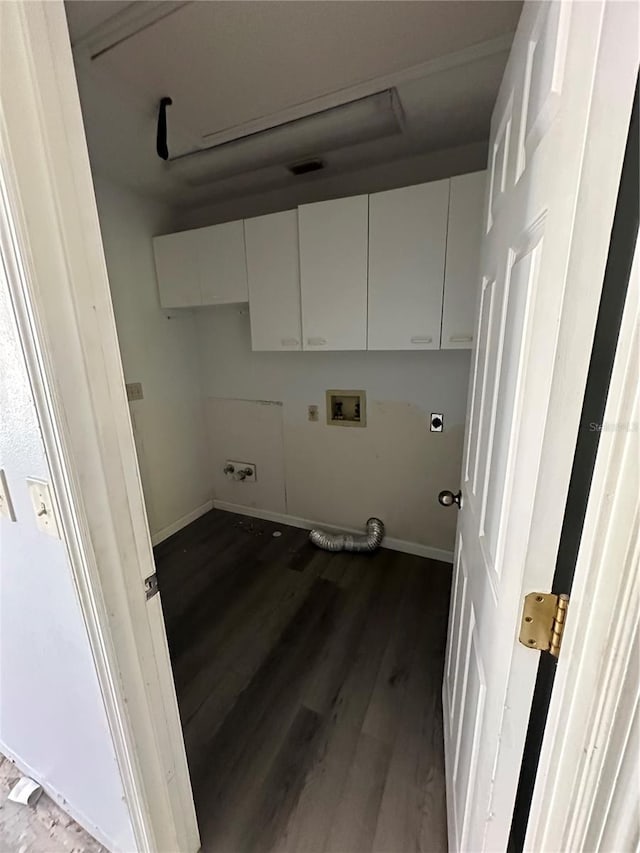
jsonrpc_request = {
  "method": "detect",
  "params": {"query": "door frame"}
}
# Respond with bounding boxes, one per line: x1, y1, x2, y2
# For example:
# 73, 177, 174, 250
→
0, 3, 199, 851
525, 210, 639, 853
1, 1, 637, 851
510, 77, 639, 850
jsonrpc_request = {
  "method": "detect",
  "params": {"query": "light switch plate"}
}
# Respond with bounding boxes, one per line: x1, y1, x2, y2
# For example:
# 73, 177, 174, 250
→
0, 470, 16, 522
26, 478, 60, 538
126, 382, 144, 402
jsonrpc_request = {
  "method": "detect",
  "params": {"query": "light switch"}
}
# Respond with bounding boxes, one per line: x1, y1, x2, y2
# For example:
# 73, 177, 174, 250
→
0, 470, 16, 522
26, 478, 60, 538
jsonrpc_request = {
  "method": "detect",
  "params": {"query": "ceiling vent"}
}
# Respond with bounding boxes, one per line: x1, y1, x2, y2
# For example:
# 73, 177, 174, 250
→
288, 159, 326, 176
167, 88, 403, 187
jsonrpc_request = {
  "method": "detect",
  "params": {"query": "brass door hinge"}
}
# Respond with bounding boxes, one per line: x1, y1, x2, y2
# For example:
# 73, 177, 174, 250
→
519, 592, 570, 658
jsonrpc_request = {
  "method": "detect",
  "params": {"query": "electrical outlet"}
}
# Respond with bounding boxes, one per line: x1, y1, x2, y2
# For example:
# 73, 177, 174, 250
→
224, 461, 257, 482
430, 413, 444, 432
126, 382, 144, 402
0, 470, 16, 522
26, 478, 60, 538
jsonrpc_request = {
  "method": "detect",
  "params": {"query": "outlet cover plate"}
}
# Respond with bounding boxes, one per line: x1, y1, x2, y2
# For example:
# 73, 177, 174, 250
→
430, 413, 444, 432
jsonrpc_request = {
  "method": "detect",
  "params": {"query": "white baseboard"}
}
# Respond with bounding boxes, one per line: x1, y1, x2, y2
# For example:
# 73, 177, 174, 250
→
150, 500, 213, 546
0, 742, 118, 852
212, 500, 454, 564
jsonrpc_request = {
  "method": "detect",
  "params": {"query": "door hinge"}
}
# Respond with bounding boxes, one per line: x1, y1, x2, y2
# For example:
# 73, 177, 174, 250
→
144, 572, 159, 601
519, 592, 569, 658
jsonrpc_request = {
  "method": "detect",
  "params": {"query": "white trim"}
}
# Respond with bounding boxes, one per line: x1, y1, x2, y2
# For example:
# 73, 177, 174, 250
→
0, 4, 199, 852
0, 743, 116, 853
212, 499, 454, 563
525, 233, 640, 851
150, 500, 213, 546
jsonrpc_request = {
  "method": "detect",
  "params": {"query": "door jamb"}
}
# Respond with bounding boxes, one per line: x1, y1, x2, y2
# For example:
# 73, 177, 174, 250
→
524, 226, 639, 851
0, 3, 199, 851
509, 75, 639, 851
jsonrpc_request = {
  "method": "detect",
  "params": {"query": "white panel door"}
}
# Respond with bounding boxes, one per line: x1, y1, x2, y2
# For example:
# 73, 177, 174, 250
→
368, 180, 448, 350
441, 171, 486, 350
199, 220, 248, 304
245, 210, 302, 351
153, 229, 202, 308
299, 195, 368, 350
442, 3, 638, 851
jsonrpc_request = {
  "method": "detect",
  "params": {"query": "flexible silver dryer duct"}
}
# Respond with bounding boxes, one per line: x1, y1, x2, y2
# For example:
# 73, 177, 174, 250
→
309, 517, 385, 553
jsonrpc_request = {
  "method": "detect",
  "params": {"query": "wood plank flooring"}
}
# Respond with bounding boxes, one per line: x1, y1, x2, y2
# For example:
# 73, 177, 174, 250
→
154, 509, 451, 853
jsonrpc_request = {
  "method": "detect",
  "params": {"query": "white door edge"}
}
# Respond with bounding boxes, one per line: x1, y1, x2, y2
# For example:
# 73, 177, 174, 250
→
442, 2, 639, 849
525, 232, 639, 851
0, 3, 199, 851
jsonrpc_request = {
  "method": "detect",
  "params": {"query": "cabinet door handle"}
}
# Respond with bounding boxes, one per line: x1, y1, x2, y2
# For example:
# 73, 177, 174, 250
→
307, 337, 327, 346
281, 337, 299, 347
449, 335, 473, 343
410, 336, 433, 344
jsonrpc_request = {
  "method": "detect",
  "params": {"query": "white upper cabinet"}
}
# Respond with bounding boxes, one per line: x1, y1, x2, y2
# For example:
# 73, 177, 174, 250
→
441, 170, 486, 349
154, 221, 248, 308
368, 180, 449, 350
199, 220, 248, 305
154, 171, 486, 349
245, 210, 302, 351
153, 229, 202, 308
298, 195, 368, 351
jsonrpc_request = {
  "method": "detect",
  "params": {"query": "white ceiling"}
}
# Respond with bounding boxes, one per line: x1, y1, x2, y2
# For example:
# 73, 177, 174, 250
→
66, 0, 521, 208
65, 0, 134, 42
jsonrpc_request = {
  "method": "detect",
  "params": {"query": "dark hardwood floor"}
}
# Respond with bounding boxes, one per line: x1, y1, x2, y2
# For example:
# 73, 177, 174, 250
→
154, 508, 451, 853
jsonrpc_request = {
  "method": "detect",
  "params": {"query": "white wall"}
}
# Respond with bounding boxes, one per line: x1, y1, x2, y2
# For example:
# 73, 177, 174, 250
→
197, 305, 470, 555
93, 179, 212, 541
0, 269, 135, 852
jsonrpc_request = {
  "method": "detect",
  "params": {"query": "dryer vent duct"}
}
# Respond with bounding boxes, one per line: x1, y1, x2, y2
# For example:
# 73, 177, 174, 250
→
309, 517, 385, 553
167, 89, 403, 186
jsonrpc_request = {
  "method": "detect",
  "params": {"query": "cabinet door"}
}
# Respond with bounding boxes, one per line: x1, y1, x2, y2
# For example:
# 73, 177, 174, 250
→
199, 220, 248, 304
441, 171, 486, 349
153, 230, 202, 308
368, 180, 449, 350
245, 210, 302, 351
299, 196, 368, 351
